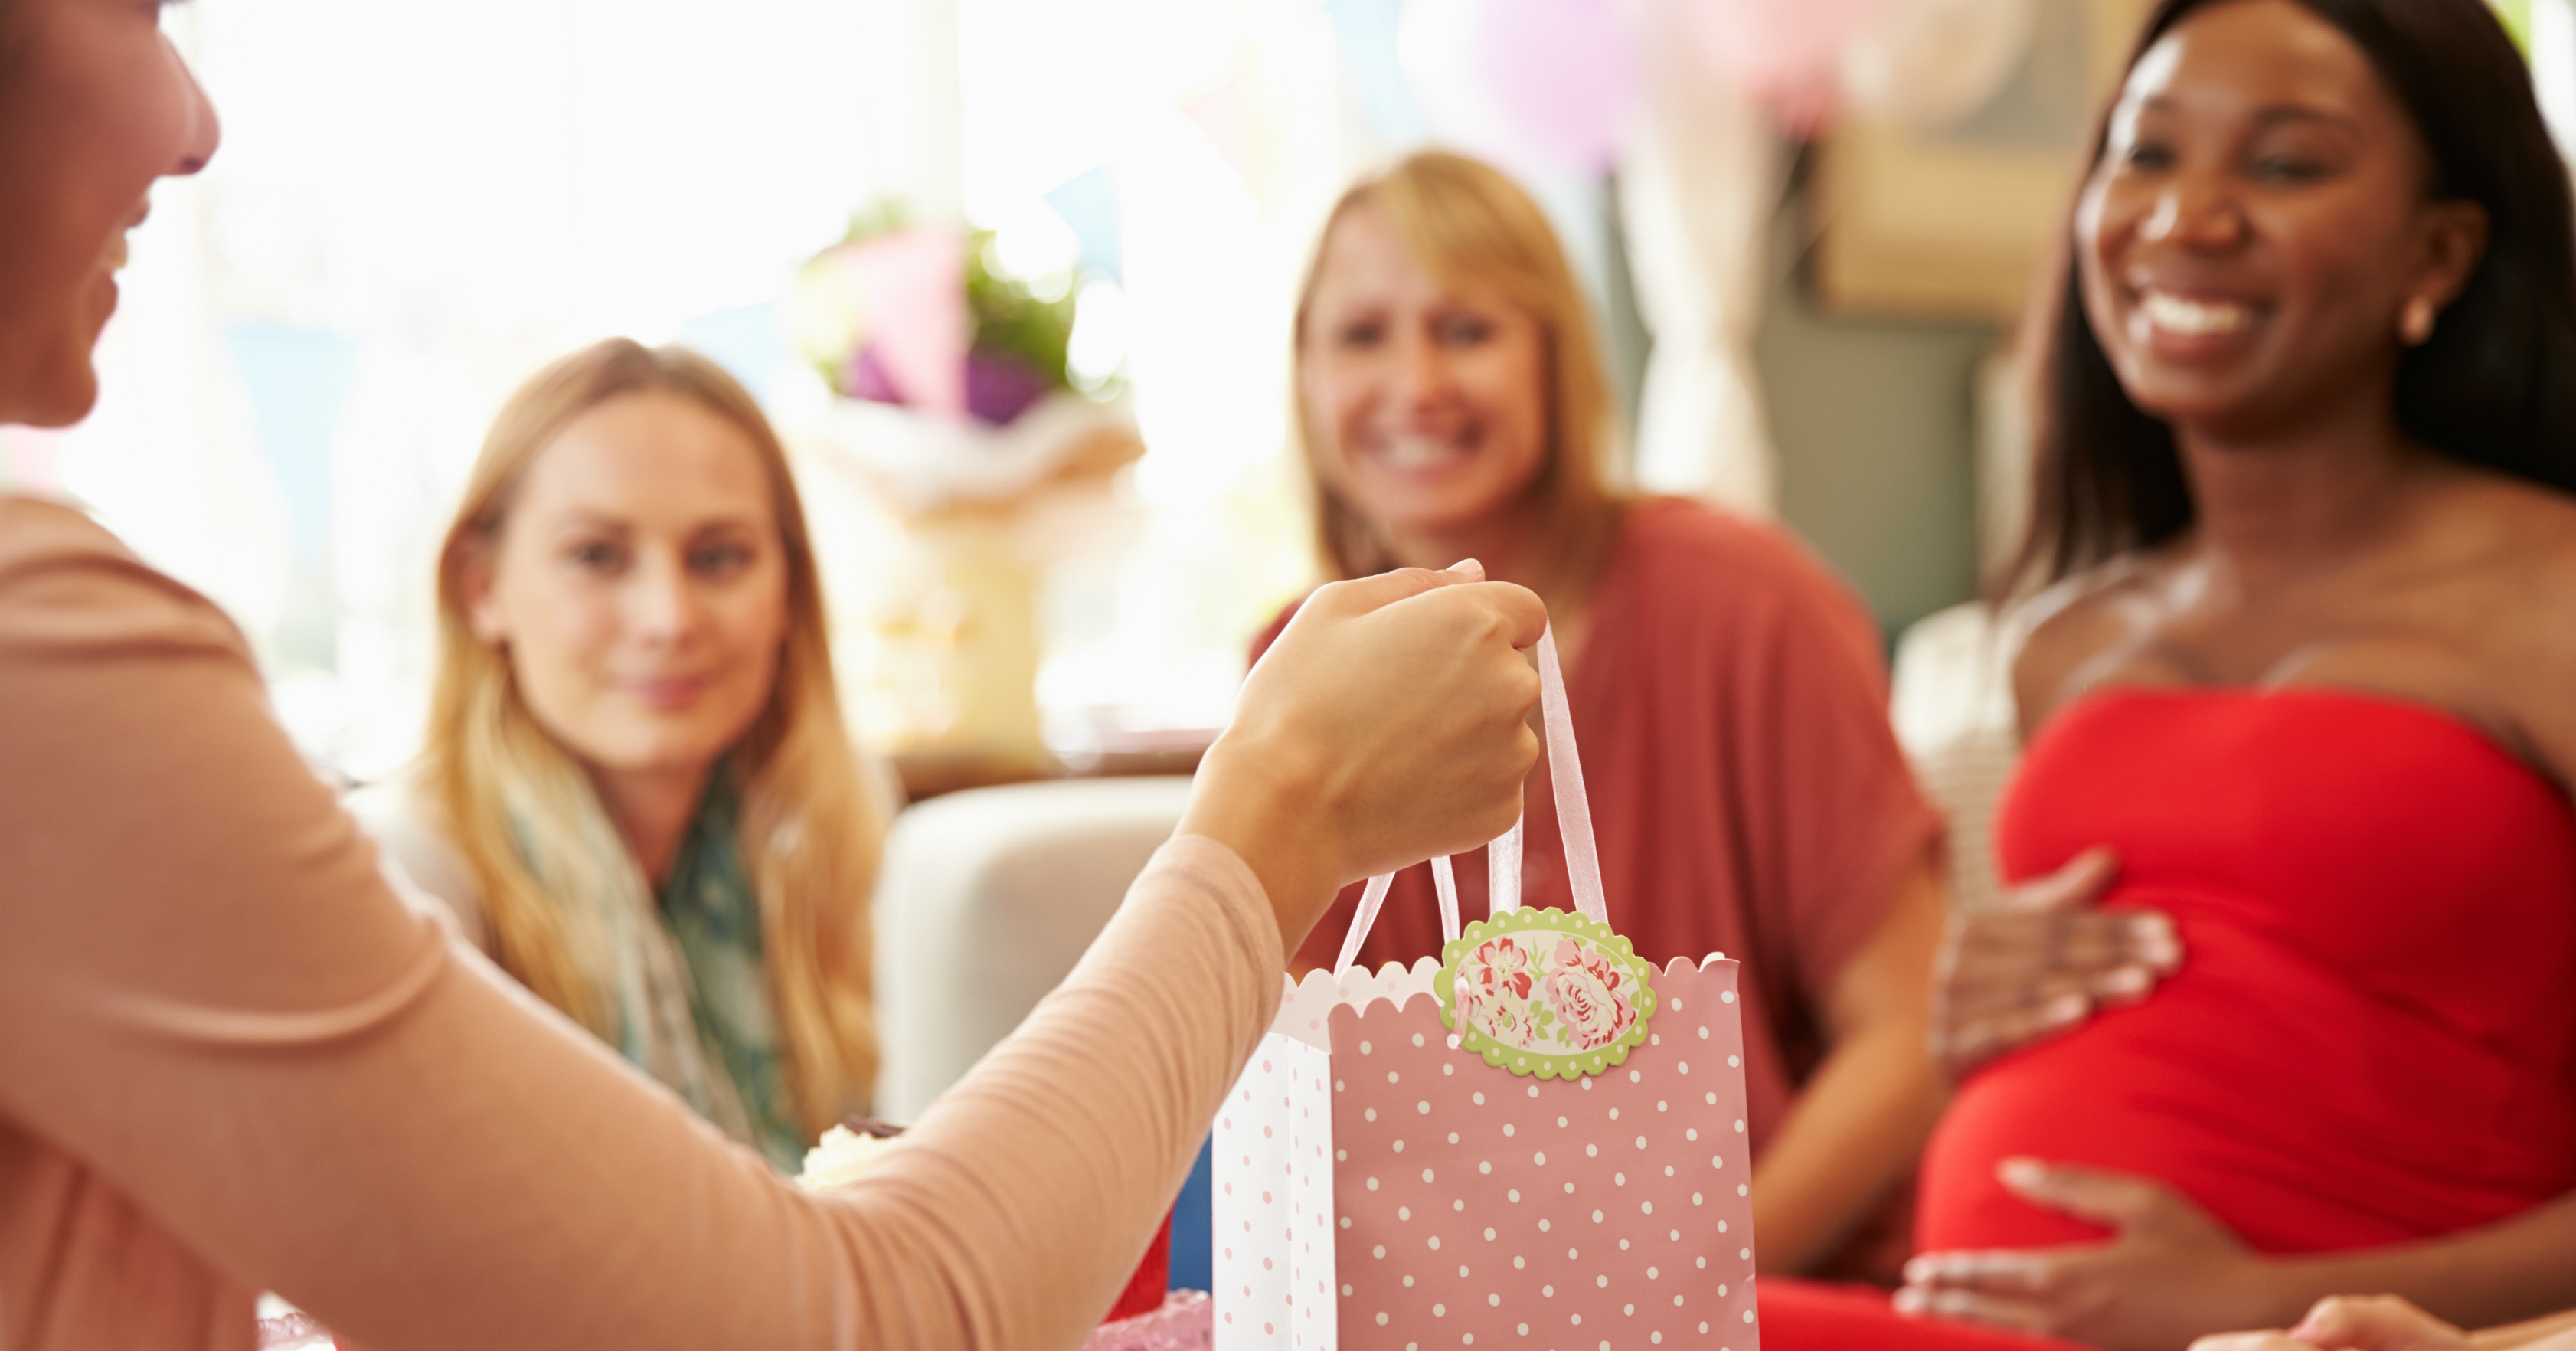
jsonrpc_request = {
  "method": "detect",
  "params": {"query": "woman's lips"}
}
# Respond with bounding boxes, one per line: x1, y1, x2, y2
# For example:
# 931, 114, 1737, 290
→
2126, 286, 2264, 359
2140, 290, 2251, 335
103, 205, 145, 273
1368, 430, 1479, 474
624, 676, 711, 711
93, 234, 129, 309
96, 199, 152, 282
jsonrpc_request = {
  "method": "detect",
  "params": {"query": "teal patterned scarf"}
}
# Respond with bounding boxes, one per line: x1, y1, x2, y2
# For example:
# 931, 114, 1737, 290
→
650, 777, 806, 1173
519, 768, 804, 1174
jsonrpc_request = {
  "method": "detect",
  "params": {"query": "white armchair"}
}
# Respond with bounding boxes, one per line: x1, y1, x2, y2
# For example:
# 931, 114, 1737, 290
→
871, 776, 1198, 1122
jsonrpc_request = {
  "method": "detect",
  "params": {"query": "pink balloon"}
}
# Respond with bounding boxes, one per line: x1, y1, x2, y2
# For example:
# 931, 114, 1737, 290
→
1679, 0, 1892, 134
1474, 0, 1636, 173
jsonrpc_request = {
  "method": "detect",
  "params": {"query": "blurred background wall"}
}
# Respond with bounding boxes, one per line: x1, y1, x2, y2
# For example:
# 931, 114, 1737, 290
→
5, 0, 2568, 785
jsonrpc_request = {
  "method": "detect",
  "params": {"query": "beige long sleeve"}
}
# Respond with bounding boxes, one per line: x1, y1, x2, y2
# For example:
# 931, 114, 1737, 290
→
0, 496, 1284, 1351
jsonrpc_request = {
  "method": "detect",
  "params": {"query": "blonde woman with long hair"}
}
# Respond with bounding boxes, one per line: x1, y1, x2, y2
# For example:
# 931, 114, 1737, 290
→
1258, 150, 1950, 1280
352, 338, 883, 1170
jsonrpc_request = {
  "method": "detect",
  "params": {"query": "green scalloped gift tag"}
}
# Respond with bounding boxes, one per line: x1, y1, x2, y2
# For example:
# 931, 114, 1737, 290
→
1435, 907, 1656, 1079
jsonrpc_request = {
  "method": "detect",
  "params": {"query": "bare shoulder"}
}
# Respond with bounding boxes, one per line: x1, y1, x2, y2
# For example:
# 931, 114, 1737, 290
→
2494, 486, 2576, 669
2444, 474, 2576, 641
2438, 473, 2576, 780
2007, 559, 2162, 739
2490, 476, 2576, 561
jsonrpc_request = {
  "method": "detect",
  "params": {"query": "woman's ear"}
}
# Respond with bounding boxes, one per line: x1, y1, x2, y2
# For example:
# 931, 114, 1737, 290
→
459, 535, 508, 646
2417, 199, 2492, 312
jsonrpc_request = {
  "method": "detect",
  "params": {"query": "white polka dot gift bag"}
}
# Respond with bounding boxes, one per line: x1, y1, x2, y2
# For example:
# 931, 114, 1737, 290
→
1215, 629, 1759, 1351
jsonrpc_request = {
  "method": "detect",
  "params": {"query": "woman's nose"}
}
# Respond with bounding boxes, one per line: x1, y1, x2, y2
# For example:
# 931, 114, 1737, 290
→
1392, 329, 1449, 407
165, 38, 221, 176
627, 557, 704, 641
2138, 172, 2244, 251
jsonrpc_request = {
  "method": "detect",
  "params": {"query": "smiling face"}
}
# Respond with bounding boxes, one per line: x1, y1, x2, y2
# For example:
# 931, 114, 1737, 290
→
1298, 202, 1552, 543
2076, 0, 2487, 440
466, 391, 789, 791
0, 0, 220, 426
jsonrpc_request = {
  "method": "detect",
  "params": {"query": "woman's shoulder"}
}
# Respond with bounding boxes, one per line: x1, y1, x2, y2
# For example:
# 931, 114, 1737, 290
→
1607, 496, 1878, 638
0, 496, 245, 651
1617, 495, 1800, 564
344, 770, 495, 954
2445, 468, 2576, 571
2440, 475, 2576, 772
1617, 497, 1855, 593
2317, 468, 2576, 698
0, 492, 119, 560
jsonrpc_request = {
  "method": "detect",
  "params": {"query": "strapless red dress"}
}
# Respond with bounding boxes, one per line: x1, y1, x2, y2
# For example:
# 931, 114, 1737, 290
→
1762, 687, 2576, 1347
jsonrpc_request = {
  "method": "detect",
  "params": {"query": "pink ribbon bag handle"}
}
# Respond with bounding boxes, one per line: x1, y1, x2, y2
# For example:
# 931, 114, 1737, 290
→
1332, 623, 1607, 975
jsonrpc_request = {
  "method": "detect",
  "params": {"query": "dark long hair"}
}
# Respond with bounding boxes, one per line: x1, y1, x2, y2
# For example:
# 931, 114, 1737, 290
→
2012, 0, 2576, 587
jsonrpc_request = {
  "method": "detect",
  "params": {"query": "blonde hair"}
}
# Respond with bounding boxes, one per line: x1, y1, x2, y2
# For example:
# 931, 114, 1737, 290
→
423, 338, 881, 1132
1293, 150, 1624, 589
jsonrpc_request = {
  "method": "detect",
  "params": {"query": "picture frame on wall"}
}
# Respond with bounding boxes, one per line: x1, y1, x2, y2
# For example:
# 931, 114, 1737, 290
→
1813, 0, 2156, 323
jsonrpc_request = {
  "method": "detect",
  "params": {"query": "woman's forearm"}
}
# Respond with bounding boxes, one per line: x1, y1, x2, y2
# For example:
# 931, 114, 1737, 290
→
2261, 1190, 2576, 1330
1752, 856, 1950, 1274
1749, 1017, 1948, 1273
0, 515, 1283, 1351
2476, 1308, 2576, 1350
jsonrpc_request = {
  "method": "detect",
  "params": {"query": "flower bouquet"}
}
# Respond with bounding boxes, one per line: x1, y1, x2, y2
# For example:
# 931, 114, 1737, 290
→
786, 208, 1144, 766
787, 208, 1139, 514
790, 204, 1120, 430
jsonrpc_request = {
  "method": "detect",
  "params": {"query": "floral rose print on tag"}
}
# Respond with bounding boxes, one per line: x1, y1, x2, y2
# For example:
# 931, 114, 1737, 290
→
1437, 908, 1655, 1078
1541, 937, 1637, 1051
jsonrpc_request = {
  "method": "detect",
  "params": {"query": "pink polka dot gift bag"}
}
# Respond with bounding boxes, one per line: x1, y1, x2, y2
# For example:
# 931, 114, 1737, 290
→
1214, 630, 1759, 1351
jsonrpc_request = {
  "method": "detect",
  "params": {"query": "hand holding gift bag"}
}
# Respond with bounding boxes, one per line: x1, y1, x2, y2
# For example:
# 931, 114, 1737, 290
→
1218, 628, 1760, 1351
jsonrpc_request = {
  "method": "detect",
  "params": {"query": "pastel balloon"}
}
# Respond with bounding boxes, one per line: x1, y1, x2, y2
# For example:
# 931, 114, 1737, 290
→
1841, 0, 2038, 130
1475, 0, 1637, 172
1678, 0, 1893, 134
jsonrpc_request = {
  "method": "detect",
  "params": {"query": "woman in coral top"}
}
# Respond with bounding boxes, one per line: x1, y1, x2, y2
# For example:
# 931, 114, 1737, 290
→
1260, 149, 1951, 1281
1764, 0, 2576, 1346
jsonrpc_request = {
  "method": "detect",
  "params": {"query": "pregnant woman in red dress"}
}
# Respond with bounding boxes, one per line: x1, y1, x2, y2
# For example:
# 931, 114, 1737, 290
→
1764, 0, 2576, 1346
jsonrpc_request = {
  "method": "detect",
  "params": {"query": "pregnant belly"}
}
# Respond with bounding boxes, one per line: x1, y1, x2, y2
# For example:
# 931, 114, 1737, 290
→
1918, 913, 2576, 1256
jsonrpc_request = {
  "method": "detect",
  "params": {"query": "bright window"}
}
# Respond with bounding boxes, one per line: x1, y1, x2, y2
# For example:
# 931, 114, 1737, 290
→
15, 1, 1366, 779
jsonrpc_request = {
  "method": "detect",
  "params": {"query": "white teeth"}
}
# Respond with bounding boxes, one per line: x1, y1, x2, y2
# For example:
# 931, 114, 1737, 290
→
1381, 435, 1466, 469
2140, 290, 2251, 336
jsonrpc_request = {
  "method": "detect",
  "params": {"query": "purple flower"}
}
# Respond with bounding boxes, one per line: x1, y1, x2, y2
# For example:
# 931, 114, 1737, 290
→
966, 352, 1049, 425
